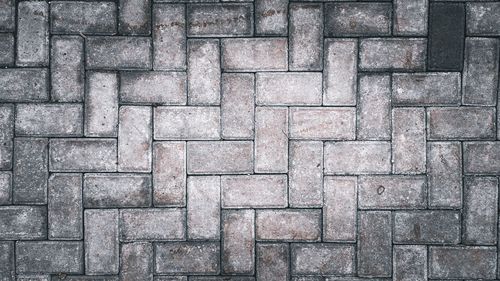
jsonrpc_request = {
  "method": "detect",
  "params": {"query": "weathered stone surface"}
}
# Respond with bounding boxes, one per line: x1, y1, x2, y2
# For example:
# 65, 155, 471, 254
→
394, 211, 460, 244
15, 104, 83, 136
291, 244, 355, 276
120, 208, 185, 240
392, 108, 426, 174
17, 1, 49, 66
0, 104, 14, 170
120, 71, 186, 104
221, 175, 287, 208
153, 4, 185, 70
0, 206, 46, 240
428, 142, 462, 208
358, 211, 392, 277
16, 241, 83, 274
429, 246, 497, 279
155, 242, 220, 274
290, 107, 355, 140
325, 3, 391, 36
222, 38, 287, 72
187, 141, 253, 174
323, 39, 357, 106
120, 242, 153, 281
324, 176, 357, 242
394, 0, 427, 35
393, 245, 427, 281
221, 73, 254, 139
324, 141, 391, 175
187, 176, 220, 240
467, 2, 500, 36
255, 0, 287, 35
256, 72, 322, 105
222, 210, 254, 274
359, 38, 426, 71
52, 277, 118, 281
187, 4, 253, 37
50, 36, 84, 102
289, 3, 322, 70
357, 74, 391, 140
154, 106, 220, 140
50, 2, 116, 34
48, 174, 82, 239
392, 72, 461, 105
188, 39, 220, 105
464, 142, 500, 175
289, 141, 322, 207
0, 69, 48, 102
0, 0, 14, 31
119, 0, 151, 35
0, 172, 11, 204
256, 243, 289, 281
256, 209, 321, 241
86, 36, 152, 69
427, 107, 496, 140
49, 139, 117, 172
118, 106, 152, 172
0, 33, 14, 66
0, 241, 14, 281
85, 72, 119, 137
254, 107, 288, 173
359, 176, 427, 209
153, 141, 186, 207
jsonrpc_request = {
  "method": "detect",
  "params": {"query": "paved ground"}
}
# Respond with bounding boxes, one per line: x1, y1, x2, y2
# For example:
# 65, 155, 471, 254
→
1, 0, 500, 280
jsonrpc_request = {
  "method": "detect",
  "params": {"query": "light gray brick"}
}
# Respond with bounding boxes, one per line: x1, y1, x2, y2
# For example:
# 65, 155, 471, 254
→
152, 141, 186, 207
393, 245, 427, 281
50, 2, 116, 34
18, 276, 50, 281
187, 4, 253, 37
359, 38, 426, 71
221, 175, 287, 208
325, 3, 391, 36
0, 0, 14, 31
0, 242, 14, 281
0, 69, 48, 102
289, 141, 323, 207
84, 209, 119, 275
357, 74, 391, 140
17, 1, 48, 66
291, 244, 355, 276
394, 211, 461, 244
58, 276, 118, 281
188, 39, 220, 105
323, 39, 357, 106
50, 36, 84, 102
255, 0, 287, 35
394, 0, 428, 35
256, 244, 288, 281
358, 211, 392, 277
428, 142, 462, 208
49, 139, 117, 172
290, 107, 355, 140
359, 176, 427, 209
120, 208, 185, 241
120, 71, 187, 104
464, 141, 500, 175
48, 174, 82, 239
221, 73, 254, 139
429, 246, 497, 279
16, 241, 83, 274
427, 107, 496, 140
83, 173, 151, 208
0, 33, 14, 66
392, 108, 426, 174
13, 138, 48, 204
120, 242, 153, 281
0, 104, 14, 170
0, 172, 11, 204
256, 72, 322, 105
289, 3, 323, 71
256, 209, 321, 241
118, 106, 152, 172
119, 0, 150, 35
86, 36, 152, 69
155, 242, 220, 274
187, 176, 220, 240
0, 206, 46, 240
154, 278, 186, 281
222, 210, 255, 274
392, 72, 461, 105
187, 141, 253, 174
255, 107, 288, 173
323, 176, 357, 242
153, 4, 185, 70
154, 106, 220, 140
463, 38, 499, 106
190, 278, 253, 281
467, 2, 500, 36
15, 104, 83, 137
222, 38, 288, 72
84, 72, 119, 137
324, 141, 391, 175
463, 177, 498, 245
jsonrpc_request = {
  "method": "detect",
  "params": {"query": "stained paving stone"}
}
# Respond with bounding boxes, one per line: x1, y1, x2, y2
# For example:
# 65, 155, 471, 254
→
0, 33, 14, 66
467, 2, 500, 36
16, 241, 83, 274
290, 107, 356, 140
222, 209, 255, 274
427, 107, 496, 140
188, 39, 220, 105
84, 72, 119, 137
392, 108, 426, 174
152, 141, 186, 206
120, 242, 154, 281
323, 39, 357, 106
0, 104, 14, 170
393, 211, 461, 244
324, 141, 391, 175
50, 36, 84, 102
48, 173, 82, 240
153, 4, 185, 70
256, 243, 289, 281
155, 242, 220, 274
254, 107, 288, 173
393, 245, 427, 281
0, 68, 48, 102
0, 171, 12, 205
255, 0, 288, 35
50, 2, 117, 35
0, 206, 47, 240
15, 104, 83, 137
120, 71, 187, 104
291, 243, 355, 276
0, 0, 14, 31
222, 38, 288, 72
394, 0, 427, 36
358, 211, 392, 277
464, 142, 500, 175
186, 4, 253, 37
359, 38, 426, 71
120, 208, 185, 241
86, 36, 152, 69
289, 141, 323, 207
119, 0, 151, 35
118, 106, 152, 172
325, 3, 391, 37
17, 1, 49, 67
323, 176, 357, 242
256, 72, 322, 105
429, 246, 497, 279
256, 209, 321, 241
0, 242, 14, 281
357, 74, 391, 140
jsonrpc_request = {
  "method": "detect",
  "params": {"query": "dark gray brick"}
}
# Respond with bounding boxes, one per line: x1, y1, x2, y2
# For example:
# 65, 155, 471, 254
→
15, 104, 83, 137
256, 209, 321, 242
190, 278, 253, 281
467, 2, 500, 36
187, 141, 253, 174
358, 211, 392, 277
325, 3, 391, 37
394, 0, 427, 35
291, 243, 355, 276
0, 69, 48, 102
222, 209, 255, 274
188, 39, 220, 105
359, 38, 426, 71
50, 2, 117, 35
187, 4, 253, 37
289, 141, 323, 207
0, 104, 14, 170
0, 0, 14, 31
427, 107, 496, 140
221, 73, 254, 139
17, 1, 49, 66
16, 241, 83, 274
464, 142, 500, 175
394, 211, 460, 244
0, 241, 14, 281
393, 245, 427, 281
120, 208, 185, 241
323, 176, 356, 242
222, 38, 288, 72
153, 4, 185, 70
0, 171, 11, 204
359, 176, 427, 209
256, 243, 288, 281
324, 141, 391, 175
0, 33, 14, 66
86, 36, 152, 70
84, 72, 119, 137
152, 141, 186, 207
187, 176, 220, 240
222, 175, 287, 208
49, 139, 117, 172
429, 246, 497, 279
48, 174, 82, 240
357, 74, 391, 140
118, 106, 152, 172
120, 71, 186, 104
119, 0, 151, 35
255, 0, 287, 35
120, 242, 153, 281
428, 142, 462, 208
50, 36, 84, 102
323, 39, 357, 106
155, 242, 220, 274
0, 206, 46, 240
392, 108, 426, 174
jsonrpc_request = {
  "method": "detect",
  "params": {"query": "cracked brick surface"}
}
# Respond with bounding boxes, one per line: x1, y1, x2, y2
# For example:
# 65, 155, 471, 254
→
0, 0, 500, 280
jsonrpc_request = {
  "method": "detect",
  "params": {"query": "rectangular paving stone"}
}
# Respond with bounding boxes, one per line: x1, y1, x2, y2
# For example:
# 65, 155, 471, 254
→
358, 211, 392, 277
86, 36, 152, 69
221, 73, 254, 139
221, 175, 287, 208
16, 242, 83, 274
153, 141, 186, 207
155, 278, 186, 281
50, 36, 84, 102
324, 176, 356, 242
83, 173, 151, 208
256, 209, 321, 241
392, 108, 426, 174
13, 138, 48, 204
464, 142, 500, 175
428, 142, 462, 208
188, 39, 220, 105
394, 211, 460, 244
394, 0, 427, 35
0, 104, 13, 170
51, 277, 118, 281
222, 38, 288, 72
85, 72, 119, 137
118, 106, 152, 172
256, 243, 289, 281
324, 141, 391, 175
222, 210, 255, 274
0, 68, 48, 102
119, 0, 150, 35
48, 174, 82, 240
0, 0, 14, 31
429, 246, 497, 279
428, 2, 465, 71
188, 141, 253, 174
462, 38, 499, 106
0, 241, 14, 281
17, 1, 49, 66
0, 33, 14, 66
255, 107, 288, 173
187, 176, 220, 240
325, 3, 391, 37
0, 206, 46, 240
154, 106, 220, 140
50, 2, 116, 35
359, 176, 427, 209
289, 3, 323, 71
255, 0, 287, 35
392, 72, 461, 105
190, 278, 253, 281
120, 208, 185, 241
18, 275, 50, 281
467, 2, 500, 36
0, 172, 11, 204
463, 177, 498, 245
84, 209, 119, 275
155, 242, 220, 274
256, 72, 322, 105
323, 39, 357, 106
120, 71, 186, 104
291, 244, 355, 276
120, 242, 153, 281
289, 141, 322, 207
153, 4, 185, 70
357, 74, 391, 140
187, 4, 253, 37
290, 107, 355, 140
393, 245, 427, 281
427, 107, 496, 140
49, 139, 117, 172
15, 104, 83, 137
359, 38, 426, 71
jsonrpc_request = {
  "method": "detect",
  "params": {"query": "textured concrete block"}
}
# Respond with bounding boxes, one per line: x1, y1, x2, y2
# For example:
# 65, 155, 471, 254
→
221, 175, 287, 208
50, 2, 116, 34
221, 73, 254, 139
359, 38, 426, 71
359, 176, 427, 209
290, 107, 355, 140
256, 244, 289, 281
291, 244, 355, 276
49, 139, 117, 172
0, 172, 11, 204
325, 3, 391, 36
86, 36, 152, 69
427, 107, 496, 140
17, 1, 49, 66
222, 210, 255, 274
358, 211, 392, 277
188, 39, 220, 105
393, 245, 427, 281
428, 142, 462, 208
392, 108, 426, 174
394, 0, 427, 35
120, 71, 186, 104
467, 2, 500, 36
187, 4, 253, 37
118, 106, 152, 172
0, 206, 46, 240
323, 39, 357, 106
120, 242, 153, 281
392, 72, 461, 105
0, 33, 14, 66
289, 141, 322, 207
16, 241, 83, 274
357, 74, 391, 140
15, 104, 83, 137
255, 0, 287, 35
323, 176, 357, 242
187, 141, 253, 174
255, 107, 288, 173
155, 242, 220, 274
50, 36, 84, 102
289, 3, 322, 70
120, 208, 185, 241
48, 174, 82, 239
84, 72, 119, 137
153, 4, 185, 70
152, 142, 185, 207
394, 211, 460, 244
0, 69, 48, 102
222, 38, 288, 72
464, 142, 500, 175
429, 246, 497, 279
187, 176, 220, 240
119, 0, 150, 35
324, 141, 391, 175
0, 0, 14, 31
154, 106, 220, 140
256, 209, 321, 241
0, 104, 14, 170
0, 241, 14, 281
256, 72, 322, 105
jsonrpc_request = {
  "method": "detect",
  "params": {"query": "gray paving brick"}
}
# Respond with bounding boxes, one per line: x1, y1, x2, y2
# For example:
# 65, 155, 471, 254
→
393, 245, 427, 281
464, 141, 500, 175
152, 141, 186, 207
393, 211, 460, 244
392, 108, 426, 174
256, 72, 322, 105
256, 209, 321, 241
222, 38, 288, 72
428, 142, 462, 208
323, 176, 356, 242
323, 39, 357, 106
17, 1, 49, 66
0, 33, 14, 66
394, 0, 427, 35
0, 241, 14, 281
16, 241, 83, 274
189, 278, 253, 281
467, 2, 500, 36
222, 209, 255, 274
15, 104, 83, 137
359, 38, 426, 71
429, 246, 497, 279
221, 73, 254, 139
289, 141, 323, 207
255, 107, 288, 173
255, 0, 287, 35
188, 39, 220, 105
187, 141, 253, 174
49, 139, 117, 172
325, 3, 391, 37
0, 104, 14, 170
153, 4, 186, 70
84, 72, 119, 137
0, 68, 48, 102
120, 208, 185, 241
187, 4, 253, 37
50, 36, 84, 102
119, 0, 150, 35
154, 277, 186, 281
427, 107, 496, 140
358, 211, 392, 277
86, 36, 152, 70
221, 175, 287, 208
357, 74, 391, 140
48, 174, 82, 240
118, 106, 152, 172
0, 0, 14, 31
324, 141, 391, 175
291, 243, 355, 276
120, 242, 153, 281
187, 176, 220, 240
53, 277, 118, 281
155, 242, 220, 274
120, 71, 186, 104
50, 2, 116, 35
154, 106, 220, 140
0, 206, 46, 240
290, 107, 356, 140
256, 243, 288, 281
19, 276, 50, 281
359, 176, 427, 209
0, 172, 11, 204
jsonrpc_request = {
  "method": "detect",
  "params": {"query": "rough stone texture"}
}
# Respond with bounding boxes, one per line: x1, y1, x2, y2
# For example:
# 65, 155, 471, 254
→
118, 106, 152, 172
154, 106, 220, 140
0, 33, 14, 66
392, 108, 426, 174
256, 72, 322, 105
427, 107, 496, 140
222, 38, 288, 72
256, 243, 289, 281
50, 2, 117, 35
222, 209, 255, 274
0, 104, 13, 171
358, 211, 392, 277
86, 36, 152, 70
254, 107, 288, 173
187, 4, 253, 37
324, 141, 391, 175
187, 141, 253, 174
394, 211, 461, 244
16, 241, 83, 274
289, 141, 323, 207
17, 1, 49, 66
394, 0, 427, 36
0, 69, 48, 102
464, 142, 500, 175
50, 36, 84, 102
256, 209, 321, 242
325, 3, 391, 37
187, 176, 220, 240
0, 206, 47, 240
429, 246, 497, 279
153, 141, 186, 206
120, 208, 185, 241
120, 242, 153, 281
84, 72, 119, 137
323, 39, 357, 106
290, 107, 356, 140
467, 2, 500, 36
255, 0, 287, 35
120, 71, 186, 104
359, 38, 426, 71
291, 244, 355, 276
357, 74, 391, 140
15, 104, 83, 137
49, 139, 117, 172
393, 245, 427, 281
119, 0, 151, 35
155, 242, 220, 274
221, 73, 254, 139
358, 176, 427, 209
222, 175, 287, 208
0, 171, 11, 204
48, 173, 82, 239
188, 39, 220, 105
153, 4, 185, 70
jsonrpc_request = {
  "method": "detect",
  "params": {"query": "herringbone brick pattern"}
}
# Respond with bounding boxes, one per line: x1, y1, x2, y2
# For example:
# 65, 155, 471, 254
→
0, 0, 500, 280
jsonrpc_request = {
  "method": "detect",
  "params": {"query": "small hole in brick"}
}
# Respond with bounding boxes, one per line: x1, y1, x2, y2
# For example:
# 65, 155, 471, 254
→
377, 185, 385, 195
